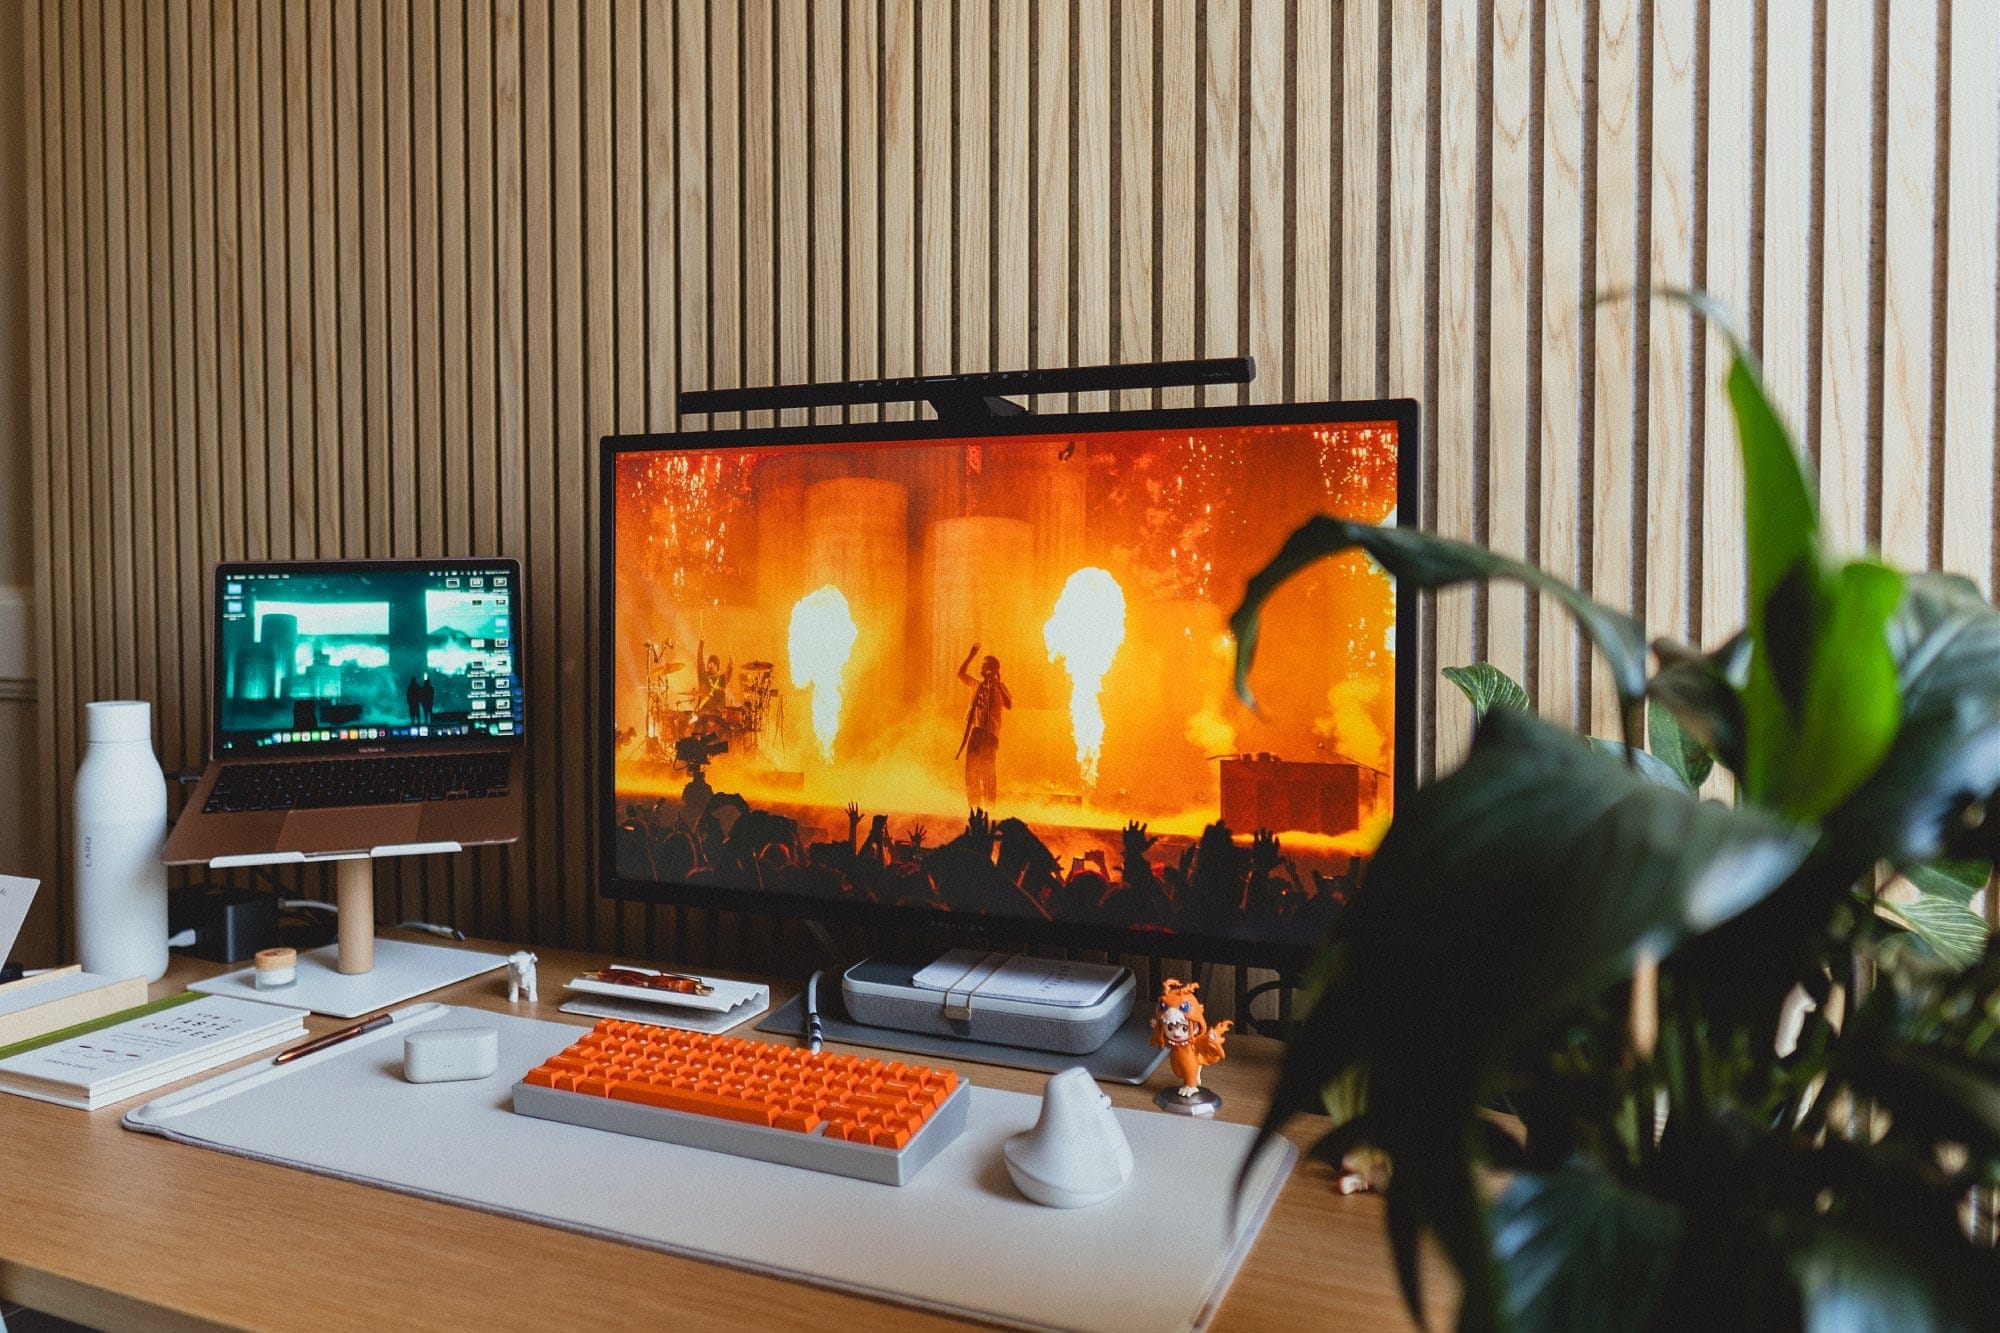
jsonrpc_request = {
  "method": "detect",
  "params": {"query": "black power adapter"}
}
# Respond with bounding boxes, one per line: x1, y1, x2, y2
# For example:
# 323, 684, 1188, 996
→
168, 886, 281, 963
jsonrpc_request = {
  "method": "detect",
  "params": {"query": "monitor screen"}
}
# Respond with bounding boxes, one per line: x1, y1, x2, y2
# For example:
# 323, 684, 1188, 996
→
601, 401, 1414, 965
213, 559, 525, 755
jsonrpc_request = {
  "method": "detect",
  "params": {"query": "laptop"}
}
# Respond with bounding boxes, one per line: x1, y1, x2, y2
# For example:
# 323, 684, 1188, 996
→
162, 559, 527, 867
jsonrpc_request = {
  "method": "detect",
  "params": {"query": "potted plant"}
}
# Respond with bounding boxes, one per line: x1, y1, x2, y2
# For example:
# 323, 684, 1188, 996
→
1231, 306, 2000, 1329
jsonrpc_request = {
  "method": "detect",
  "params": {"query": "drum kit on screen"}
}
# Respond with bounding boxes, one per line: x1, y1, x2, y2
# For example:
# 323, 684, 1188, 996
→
638, 643, 783, 772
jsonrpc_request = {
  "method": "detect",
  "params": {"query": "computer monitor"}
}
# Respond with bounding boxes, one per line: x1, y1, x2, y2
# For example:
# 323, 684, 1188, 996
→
599, 399, 1416, 968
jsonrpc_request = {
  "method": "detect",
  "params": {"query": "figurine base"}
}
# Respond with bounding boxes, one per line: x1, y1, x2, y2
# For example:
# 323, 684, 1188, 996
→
1154, 1086, 1222, 1117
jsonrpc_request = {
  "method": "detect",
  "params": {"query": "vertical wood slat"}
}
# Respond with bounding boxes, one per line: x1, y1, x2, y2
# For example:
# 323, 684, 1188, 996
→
1155, 0, 1194, 409
1878, 0, 1938, 571
1762, 0, 1816, 443
1117, 0, 1155, 409
1817, 0, 1876, 557
877, 0, 913, 419
1200, 1, 1239, 408
1244, 0, 1284, 411
1701, 0, 1756, 648
1539, 0, 1588, 731
1591, 0, 1640, 742
740, 0, 774, 430
1387, 0, 1430, 775
1943, 1, 2000, 594
15, 2, 1998, 973
776, 5, 807, 420
583, 0, 615, 948
1433, 0, 1478, 769
1338, 0, 1376, 402
1073, 0, 1109, 412
1645, 0, 1697, 654
847, 0, 882, 423
24, 0, 55, 963
955, 0, 989, 382
1487, 0, 1532, 713
991, 0, 1027, 380
813, 0, 847, 415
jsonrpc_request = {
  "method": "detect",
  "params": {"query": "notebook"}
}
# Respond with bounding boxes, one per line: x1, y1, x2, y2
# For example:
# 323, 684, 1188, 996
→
0, 991, 308, 1110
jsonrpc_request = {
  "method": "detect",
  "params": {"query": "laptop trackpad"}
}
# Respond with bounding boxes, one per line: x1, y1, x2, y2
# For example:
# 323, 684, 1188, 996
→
280, 807, 423, 855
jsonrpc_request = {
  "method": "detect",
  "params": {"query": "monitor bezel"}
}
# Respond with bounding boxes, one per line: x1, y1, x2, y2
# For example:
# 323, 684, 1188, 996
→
209, 556, 527, 761
597, 397, 1420, 971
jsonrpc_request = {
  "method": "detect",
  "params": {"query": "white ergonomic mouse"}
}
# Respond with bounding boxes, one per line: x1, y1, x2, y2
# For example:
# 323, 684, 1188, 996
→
1003, 1066, 1135, 1208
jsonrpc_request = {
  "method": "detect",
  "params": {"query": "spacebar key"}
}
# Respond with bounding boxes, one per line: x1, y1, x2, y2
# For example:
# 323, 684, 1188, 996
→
606, 1081, 776, 1126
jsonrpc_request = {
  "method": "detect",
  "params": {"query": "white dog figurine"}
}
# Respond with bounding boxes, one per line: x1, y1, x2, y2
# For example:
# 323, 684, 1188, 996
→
506, 950, 538, 1003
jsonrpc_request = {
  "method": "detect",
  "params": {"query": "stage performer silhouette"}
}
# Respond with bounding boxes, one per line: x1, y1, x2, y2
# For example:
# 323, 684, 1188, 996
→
955, 644, 1012, 809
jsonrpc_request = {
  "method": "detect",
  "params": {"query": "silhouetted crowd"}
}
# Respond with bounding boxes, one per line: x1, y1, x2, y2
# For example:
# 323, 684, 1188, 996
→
615, 788, 1355, 942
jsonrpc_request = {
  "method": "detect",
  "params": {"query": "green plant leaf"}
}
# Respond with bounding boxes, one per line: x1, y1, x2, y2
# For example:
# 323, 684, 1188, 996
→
1878, 894, 1992, 971
1777, 1135, 2000, 1333
1489, 1162, 1682, 1332
1250, 708, 1814, 1328
1901, 860, 1991, 908
1767, 559, 1905, 822
1443, 663, 1529, 722
1231, 519, 1649, 745
1791, 1225, 1966, 1333
1827, 574, 2000, 869
1646, 700, 1714, 790
1588, 738, 1690, 791
1713, 327, 1818, 625
1646, 635, 1749, 775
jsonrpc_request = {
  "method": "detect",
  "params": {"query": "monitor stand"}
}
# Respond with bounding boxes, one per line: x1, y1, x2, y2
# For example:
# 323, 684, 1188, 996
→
192, 850, 507, 1018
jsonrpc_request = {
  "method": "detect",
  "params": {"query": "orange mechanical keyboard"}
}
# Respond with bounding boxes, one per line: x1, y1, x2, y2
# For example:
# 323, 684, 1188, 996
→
511, 1020, 973, 1186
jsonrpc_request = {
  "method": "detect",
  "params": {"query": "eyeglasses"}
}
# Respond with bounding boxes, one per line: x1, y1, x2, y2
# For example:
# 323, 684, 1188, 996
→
583, 967, 715, 997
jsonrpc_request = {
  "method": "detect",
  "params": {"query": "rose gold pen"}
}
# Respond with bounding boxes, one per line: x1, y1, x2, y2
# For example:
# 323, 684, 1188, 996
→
273, 1010, 395, 1065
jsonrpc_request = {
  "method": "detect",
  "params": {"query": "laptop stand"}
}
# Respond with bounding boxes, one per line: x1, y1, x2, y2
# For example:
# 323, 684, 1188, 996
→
197, 845, 507, 1017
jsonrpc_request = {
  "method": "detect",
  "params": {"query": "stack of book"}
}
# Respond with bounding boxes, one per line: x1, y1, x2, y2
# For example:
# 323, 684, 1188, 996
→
0, 991, 308, 1110
0, 965, 149, 1046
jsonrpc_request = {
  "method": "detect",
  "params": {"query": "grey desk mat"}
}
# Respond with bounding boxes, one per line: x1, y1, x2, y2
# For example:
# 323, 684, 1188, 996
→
124, 1005, 1293, 1332
759, 989, 1170, 1084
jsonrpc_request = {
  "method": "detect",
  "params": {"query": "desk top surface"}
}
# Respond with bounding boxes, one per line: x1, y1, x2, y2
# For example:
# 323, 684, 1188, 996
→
0, 935, 1447, 1331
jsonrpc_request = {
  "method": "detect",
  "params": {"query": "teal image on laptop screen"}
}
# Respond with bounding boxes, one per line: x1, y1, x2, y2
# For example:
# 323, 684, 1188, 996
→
215, 562, 523, 752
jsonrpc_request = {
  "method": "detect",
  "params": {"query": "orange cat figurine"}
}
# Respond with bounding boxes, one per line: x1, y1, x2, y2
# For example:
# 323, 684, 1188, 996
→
1151, 978, 1232, 1110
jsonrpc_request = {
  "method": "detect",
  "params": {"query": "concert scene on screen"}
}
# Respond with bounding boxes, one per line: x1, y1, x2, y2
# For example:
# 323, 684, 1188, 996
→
611, 420, 1397, 945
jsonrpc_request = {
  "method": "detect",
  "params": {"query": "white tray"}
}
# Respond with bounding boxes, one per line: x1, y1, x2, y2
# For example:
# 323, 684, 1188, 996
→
563, 966, 763, 1015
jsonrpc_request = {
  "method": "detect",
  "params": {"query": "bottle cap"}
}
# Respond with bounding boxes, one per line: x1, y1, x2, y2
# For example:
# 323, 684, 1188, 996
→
85, 700, 153, 744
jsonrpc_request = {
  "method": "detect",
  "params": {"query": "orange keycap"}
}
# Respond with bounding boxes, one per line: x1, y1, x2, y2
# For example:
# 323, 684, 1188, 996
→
607, 1080, 777, 1126
524, 1067, 559, 1088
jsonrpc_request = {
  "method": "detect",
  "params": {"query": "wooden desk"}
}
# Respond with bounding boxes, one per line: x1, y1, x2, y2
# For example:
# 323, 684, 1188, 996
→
0, 936, 1445, 1331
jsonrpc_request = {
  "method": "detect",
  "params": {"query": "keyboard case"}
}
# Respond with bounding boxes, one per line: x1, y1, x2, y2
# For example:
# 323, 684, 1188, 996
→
513, 1074, 969, 1187
840, 957, 1135, 1054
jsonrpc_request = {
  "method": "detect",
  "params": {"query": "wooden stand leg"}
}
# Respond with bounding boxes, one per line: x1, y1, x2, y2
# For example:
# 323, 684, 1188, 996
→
335, 858, 376, 975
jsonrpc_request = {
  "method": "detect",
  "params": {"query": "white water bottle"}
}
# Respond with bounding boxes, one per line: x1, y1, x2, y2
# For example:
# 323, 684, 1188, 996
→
73, 700, 170, 982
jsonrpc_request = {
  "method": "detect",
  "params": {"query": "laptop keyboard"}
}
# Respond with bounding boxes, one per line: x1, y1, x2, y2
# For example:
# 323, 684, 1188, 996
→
202, 755, 512, 813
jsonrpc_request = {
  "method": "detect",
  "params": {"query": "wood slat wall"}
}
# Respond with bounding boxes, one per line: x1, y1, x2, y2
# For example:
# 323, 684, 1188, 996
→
22, 2, 2000, 989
